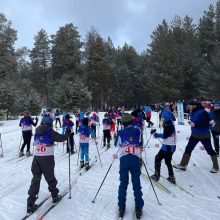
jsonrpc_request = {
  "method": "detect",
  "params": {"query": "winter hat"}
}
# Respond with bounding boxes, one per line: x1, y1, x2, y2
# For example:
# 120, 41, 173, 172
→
161, 110, 173, 122
187, 99, 198, 106
213, 101, 220, 107
93, 113, 96, 117
82, 117, 89, 126
104, 113, 109, 118
41, 115, 53, 127
121, 113, 133, 124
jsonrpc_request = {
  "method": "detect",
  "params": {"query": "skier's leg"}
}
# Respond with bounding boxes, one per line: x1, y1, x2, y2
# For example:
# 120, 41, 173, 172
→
118, 156, 129, 209
40, 156, 59, 198
27, 157, 42, 206
130, 155, 144, 209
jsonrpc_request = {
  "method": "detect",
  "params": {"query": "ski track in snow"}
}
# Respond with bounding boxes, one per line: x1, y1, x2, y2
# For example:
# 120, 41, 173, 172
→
0, 112, 220, 220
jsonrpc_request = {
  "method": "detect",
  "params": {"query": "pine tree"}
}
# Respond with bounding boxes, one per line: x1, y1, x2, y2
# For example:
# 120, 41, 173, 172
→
30, 29, 51, 106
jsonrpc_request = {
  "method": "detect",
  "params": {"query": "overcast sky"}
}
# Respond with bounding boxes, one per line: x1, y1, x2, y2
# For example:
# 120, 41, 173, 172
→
0, 0, 217, 53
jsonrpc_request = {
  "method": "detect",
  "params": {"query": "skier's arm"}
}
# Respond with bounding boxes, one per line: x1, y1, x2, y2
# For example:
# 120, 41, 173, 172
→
51, 130, 68, 142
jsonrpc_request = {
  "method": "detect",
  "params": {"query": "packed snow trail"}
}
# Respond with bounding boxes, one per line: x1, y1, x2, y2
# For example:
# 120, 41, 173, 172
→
0, 112, 220, 220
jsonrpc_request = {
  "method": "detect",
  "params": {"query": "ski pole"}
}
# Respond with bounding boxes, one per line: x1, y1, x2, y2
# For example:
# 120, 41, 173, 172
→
67, 137, 71, 199
0, 133, 3, 157
142, 161, 161, 205
95, 139, 102, 167
17, 134, 23, 155
92, 148, 120, 203
143, 134, 152, 150
77, 144, 80, 166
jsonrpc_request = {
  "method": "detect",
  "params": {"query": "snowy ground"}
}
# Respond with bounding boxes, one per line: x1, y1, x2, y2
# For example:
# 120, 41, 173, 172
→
0, 112, 220, 220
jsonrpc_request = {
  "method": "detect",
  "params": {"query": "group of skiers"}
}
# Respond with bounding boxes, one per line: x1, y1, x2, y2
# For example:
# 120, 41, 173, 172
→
16, 99, 220, 219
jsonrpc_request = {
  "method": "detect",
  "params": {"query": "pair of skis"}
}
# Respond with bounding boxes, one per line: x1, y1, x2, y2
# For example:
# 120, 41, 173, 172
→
141, 172, 194, 197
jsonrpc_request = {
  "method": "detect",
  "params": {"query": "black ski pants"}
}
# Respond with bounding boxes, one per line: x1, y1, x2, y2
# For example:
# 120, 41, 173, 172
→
155, 146, 175, 177
185, 136, 216, 156
103, 130, 111, 146
20, 130, 32, 152
55, 118, 61, 127
66, 133, 74, 153
27, 156, 59, 205
211, 130, 220, 155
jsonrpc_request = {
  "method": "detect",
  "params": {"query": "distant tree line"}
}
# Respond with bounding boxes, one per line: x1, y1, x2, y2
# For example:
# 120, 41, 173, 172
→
0, 1, 220, 117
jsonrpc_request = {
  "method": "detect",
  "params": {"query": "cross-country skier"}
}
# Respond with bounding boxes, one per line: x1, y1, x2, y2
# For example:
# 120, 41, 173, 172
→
90, 113, 99, 139
115, 113, 144, 219
26, 114, 71, 214
209, 101, 220, 156
150, 116, 177, 184
62, 114, 75, 154
19, 111, 38, 157
174, 100, 219, 173
55, 109, 61, 128
78, 118, 92, 170
102, 113, 112, 148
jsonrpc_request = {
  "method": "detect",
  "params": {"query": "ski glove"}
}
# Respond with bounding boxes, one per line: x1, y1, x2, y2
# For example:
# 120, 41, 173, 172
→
150, 129, 157, 135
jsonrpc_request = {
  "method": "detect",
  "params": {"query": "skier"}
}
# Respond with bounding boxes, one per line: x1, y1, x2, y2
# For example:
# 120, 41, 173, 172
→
209, 101, 220, 156
174, 100, 219, 173
19, 111, 38, 157
144, 105, 154, 128
90, 113, 99, 139
109, 109, 117, 140
116, 108, 123, 131
102, 113, 112, 148
150, 117, 177, 184
62, 114, 75, 154
115, 113, 144, 219
78, 118, 92, 170
75, 110, 80, 134
26, 115, 71, 214
55, 109, 61, 128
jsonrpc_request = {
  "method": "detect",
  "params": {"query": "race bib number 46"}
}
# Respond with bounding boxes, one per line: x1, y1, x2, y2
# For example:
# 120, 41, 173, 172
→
36, 144, 47, 153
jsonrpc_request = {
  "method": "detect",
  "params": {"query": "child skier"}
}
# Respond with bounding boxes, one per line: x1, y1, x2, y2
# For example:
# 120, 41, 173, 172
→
55, 109, 61, 128
62, 114, 75, 154
78, 118, 92, 170
90, 113, 99, 139
115, 113, 144, 219
102, 113, 111, 148
27, 115, 71, 214
150, 118, 177, 184
19, 111, 38, 157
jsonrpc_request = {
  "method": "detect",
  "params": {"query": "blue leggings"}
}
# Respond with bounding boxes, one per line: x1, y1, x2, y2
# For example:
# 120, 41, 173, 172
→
80, 143, 89, 162
118, 154, 144, 209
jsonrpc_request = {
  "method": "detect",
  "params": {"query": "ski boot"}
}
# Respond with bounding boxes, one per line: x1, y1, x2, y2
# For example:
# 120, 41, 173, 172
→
80, 160, 84, 169
150, 173, 160, 182
210, 168, 219, 173
19, 151, 24, 157
135, 208, 142, 219
118, 207, 125, 218
173, 164, 186, 171
52, 195, 62, 203
26, 151, 31, 157
167, 175, 176, 184
85, 162, 90, 171
107, 143, 111, 149
103, 143, 106, 148
27, 203, 38, 214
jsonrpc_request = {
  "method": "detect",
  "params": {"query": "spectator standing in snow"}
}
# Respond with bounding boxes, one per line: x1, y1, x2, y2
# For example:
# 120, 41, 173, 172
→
174, 100, 219, 173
